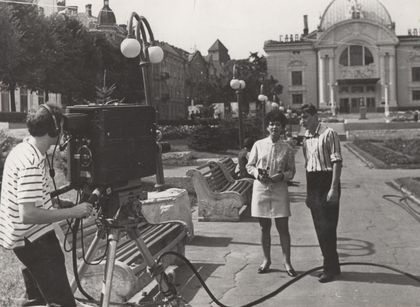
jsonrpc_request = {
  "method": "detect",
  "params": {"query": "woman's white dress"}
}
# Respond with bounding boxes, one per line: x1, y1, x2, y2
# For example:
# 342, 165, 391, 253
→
246, 137, 296, 218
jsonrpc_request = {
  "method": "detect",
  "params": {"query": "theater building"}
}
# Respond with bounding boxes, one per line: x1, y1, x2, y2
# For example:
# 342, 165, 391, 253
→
264, 0, 420, 113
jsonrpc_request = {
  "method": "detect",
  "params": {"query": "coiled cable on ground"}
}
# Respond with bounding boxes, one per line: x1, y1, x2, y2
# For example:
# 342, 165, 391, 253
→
158, 251, 420, 307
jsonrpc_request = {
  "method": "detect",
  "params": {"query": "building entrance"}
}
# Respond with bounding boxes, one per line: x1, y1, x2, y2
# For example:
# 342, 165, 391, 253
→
338, 83, 378, 113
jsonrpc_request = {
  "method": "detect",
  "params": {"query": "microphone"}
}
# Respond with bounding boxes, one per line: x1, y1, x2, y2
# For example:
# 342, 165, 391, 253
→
87, 188, 102, 206
59, 135, 71, 151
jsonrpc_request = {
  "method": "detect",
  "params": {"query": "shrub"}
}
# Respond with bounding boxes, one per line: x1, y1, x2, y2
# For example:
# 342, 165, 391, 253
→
159, 125, 193, 140
0, 130, 21, 163
188, 118, 265, 152
188, 124, 225, 152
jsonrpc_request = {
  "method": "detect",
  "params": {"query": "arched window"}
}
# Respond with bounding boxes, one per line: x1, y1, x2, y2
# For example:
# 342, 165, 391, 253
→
339, 45, 374, 66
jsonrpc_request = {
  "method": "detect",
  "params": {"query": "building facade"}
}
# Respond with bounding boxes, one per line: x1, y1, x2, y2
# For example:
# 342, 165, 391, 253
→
151, 42, 188, 121
264, 0, 420, 113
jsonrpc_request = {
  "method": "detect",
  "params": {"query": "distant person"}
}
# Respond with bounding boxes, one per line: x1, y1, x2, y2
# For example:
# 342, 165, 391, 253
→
246, 110, 297, 277
300, 104, 343, 283
236, 137, 255, 179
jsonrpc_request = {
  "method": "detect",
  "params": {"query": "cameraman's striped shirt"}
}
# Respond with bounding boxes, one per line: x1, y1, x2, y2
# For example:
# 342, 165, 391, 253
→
0, 139, 54, 249
303, 122, 342, 172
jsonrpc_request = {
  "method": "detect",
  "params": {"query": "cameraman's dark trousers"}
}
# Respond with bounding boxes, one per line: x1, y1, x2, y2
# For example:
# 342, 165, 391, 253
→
13, 231, 76, 307
306, 171, 341, 276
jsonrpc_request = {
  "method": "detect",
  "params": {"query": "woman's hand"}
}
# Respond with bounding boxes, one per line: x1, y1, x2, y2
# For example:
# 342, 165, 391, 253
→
258, 174, 271, 184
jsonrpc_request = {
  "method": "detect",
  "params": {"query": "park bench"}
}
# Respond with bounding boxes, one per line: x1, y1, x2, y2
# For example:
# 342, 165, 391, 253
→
217, 156, 238, 179
57, 197, 189, 303
186, 160, 253, 222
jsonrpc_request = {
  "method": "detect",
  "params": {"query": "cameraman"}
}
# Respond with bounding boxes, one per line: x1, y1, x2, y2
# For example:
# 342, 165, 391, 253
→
0, 103, 93, 307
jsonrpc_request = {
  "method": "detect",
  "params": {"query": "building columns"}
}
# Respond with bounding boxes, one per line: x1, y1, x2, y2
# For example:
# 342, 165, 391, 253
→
328, 56, 336, 115
379, 54, 386, 103
318, 53, 326, 107
389, 54, 397, 107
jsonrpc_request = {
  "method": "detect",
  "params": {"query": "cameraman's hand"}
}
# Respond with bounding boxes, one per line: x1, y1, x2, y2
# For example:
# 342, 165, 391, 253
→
71, 202, 93, 219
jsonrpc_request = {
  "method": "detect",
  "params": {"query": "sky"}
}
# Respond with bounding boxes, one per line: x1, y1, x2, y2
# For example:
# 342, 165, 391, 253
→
65, 0, 420, 59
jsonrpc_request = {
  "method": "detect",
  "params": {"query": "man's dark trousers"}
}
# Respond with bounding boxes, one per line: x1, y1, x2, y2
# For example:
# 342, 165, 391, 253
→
13, 231, 76, 307
306, 171, 341, 275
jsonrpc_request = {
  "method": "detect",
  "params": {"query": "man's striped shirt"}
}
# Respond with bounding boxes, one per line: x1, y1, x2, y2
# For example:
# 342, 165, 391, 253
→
303, 122, 343, 172
0, 139, 54, 249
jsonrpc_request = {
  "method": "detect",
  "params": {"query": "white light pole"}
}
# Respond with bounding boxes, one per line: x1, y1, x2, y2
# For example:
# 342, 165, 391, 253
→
329, 82, 336, 116
230, 64, 246, 148
384, 83, 390, 121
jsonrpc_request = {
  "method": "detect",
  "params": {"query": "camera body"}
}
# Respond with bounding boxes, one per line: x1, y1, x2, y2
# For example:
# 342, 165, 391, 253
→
258, 168, 270, 179
63, 104, 158, 188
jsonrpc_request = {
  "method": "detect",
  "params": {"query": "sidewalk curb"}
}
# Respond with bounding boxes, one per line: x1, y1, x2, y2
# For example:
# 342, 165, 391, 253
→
386, 180, 420, 206
344, 143, 375, 169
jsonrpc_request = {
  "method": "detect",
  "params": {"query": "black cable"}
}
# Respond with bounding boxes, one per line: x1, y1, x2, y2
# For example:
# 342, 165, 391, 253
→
158, 251, 420, 307
72, 218, 95, 301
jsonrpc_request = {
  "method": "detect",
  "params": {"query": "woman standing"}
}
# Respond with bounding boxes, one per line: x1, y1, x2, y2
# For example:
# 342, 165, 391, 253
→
246, 110, 297, 276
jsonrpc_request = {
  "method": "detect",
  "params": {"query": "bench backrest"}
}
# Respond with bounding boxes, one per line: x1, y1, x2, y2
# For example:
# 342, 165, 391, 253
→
218, 157, 237, 179
194, 162, 230, 192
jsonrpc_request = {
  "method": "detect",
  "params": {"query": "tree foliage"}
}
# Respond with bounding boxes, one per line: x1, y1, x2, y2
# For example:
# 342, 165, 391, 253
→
0, 4, 142, 108
40, 14, 98, 105
0, 4, 45, 110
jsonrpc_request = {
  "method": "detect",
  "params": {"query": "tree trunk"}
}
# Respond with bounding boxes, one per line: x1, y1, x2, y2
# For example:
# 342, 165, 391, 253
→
9, 84, 16, 112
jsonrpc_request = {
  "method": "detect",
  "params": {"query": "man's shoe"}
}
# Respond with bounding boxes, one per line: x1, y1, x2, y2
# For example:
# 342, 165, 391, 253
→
318, 273, 336, 283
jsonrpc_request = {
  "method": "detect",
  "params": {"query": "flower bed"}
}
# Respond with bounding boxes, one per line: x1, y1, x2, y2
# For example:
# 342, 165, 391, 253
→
352, 139, 420, 167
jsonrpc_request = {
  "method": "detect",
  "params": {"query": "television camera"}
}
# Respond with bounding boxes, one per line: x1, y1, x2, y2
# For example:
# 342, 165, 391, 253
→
62, 104, 159, 189
54, 104, 186, 307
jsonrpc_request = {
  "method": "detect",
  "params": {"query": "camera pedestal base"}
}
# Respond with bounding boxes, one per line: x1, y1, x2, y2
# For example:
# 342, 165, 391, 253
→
70, 220, 188, 307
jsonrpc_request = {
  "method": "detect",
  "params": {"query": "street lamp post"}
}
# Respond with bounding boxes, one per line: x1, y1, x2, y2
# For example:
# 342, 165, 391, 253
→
120, 12, 164, 105
384, 83, 390, 121
329, 82, 336, 116
258, 84, 268, 136
120, 13, 166, 191
230, 64, 246, 149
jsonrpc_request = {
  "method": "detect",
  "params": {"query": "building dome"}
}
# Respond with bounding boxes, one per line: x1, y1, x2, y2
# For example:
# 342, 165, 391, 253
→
98, 0, 116, 26
319, 0, 392, 31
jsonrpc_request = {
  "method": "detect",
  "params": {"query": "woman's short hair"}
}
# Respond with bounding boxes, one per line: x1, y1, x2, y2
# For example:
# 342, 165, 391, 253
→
27, 103, 63, 137
265, 110, 287, 128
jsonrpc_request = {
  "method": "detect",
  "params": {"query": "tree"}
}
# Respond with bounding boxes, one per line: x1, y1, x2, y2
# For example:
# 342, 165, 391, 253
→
234, 52, 283, 113
40, 14, 98, 105
0, 4, 46, 111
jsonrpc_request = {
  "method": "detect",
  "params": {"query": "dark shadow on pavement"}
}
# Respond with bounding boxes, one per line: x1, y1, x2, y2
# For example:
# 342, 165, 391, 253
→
174, 262, 223, 303
188, 235, 232, 247
336, 271, 420, 287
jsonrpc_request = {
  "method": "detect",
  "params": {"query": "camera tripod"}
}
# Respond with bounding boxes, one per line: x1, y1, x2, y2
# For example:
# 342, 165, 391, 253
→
69, 189, 189, 307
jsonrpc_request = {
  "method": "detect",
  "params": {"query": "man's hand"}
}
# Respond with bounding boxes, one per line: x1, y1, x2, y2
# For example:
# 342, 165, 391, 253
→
326, 188, 339, 205
71, 202, 93, 219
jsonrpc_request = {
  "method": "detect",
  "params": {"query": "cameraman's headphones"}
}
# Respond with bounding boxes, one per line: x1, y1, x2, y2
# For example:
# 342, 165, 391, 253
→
40, 104, 60, 136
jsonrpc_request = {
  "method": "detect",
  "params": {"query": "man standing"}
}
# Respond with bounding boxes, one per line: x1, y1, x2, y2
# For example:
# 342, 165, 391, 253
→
300, 104, 342, 283
0, 103, 93, 306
